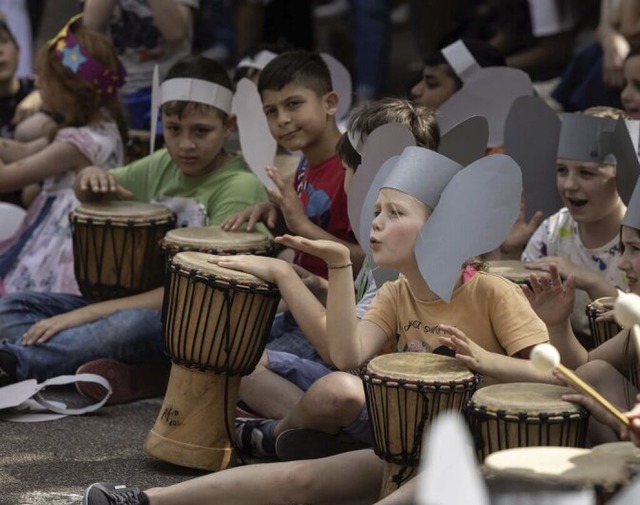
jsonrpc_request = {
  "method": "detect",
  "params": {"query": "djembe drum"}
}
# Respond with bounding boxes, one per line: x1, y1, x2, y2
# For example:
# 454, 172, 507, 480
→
143, 251, 280, 471
486, 260, 549, 287
69, 201, 176, 302
585, 297, 640, 388
484, 447, 631, 504
159, 225, 275, 258
464, 383, 589, 461
362, 352, 479, 499
586, 297, 620, 348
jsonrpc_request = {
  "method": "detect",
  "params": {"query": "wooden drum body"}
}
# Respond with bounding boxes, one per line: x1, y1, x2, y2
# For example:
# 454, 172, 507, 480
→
362, 353, 478, 499
586, 297, 620, 348
144, 252, 280, 471
69, 201, 175, 302
464, 383, 589, 461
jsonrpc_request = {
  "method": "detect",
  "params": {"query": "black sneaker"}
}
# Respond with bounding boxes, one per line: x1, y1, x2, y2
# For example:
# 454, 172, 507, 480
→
234, 418, 277, 459
82, 482, 148, 505
275, 428, 371, 461
0, 350, 17, 387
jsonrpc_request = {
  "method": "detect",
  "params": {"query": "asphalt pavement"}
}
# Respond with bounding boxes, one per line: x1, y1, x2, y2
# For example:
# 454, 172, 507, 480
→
0, 388, 207, 505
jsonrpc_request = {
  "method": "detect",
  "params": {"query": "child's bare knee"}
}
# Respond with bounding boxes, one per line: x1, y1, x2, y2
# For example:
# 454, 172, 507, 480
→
575, 360, 616, 385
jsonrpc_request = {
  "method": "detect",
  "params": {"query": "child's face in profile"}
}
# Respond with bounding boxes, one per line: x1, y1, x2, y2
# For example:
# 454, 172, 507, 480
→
0, 28, 18, 85
162, 104, 233, 177
619, 225, 640, 294
411, 64, 457, 109
555, 158, 620, 224
621, 55, 640, 119
370, 188, 429, 270
261, 82, 337, 153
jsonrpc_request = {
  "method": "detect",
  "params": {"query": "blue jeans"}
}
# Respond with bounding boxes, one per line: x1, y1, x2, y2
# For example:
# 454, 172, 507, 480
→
0, 292, 165, 382
266, 310, 324, 363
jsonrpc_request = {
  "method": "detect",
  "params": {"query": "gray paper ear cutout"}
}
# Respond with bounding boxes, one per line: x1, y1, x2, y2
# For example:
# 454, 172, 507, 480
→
414, 154, 522, 302
349, 118, 490, 287
504, 95, 562, 220
438, 40, 533, 148
623, 177, 640, 229
437, 115, 488, 166
348, 123, 416, 246
232, 78, 278, 193
558, 114, 640, 205
321, 53, 352, 121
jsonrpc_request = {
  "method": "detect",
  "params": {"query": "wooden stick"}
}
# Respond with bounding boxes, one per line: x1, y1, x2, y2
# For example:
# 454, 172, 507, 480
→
556, 363, 630, 427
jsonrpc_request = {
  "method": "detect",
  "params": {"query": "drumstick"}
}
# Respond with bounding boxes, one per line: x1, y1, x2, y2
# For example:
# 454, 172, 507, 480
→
613, 292, 640, 363
530, 343, 630, 427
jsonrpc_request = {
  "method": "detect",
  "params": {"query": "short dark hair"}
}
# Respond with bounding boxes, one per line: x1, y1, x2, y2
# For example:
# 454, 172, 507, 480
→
424, 38, 506, 90
257, 50, 332, 97
162, 55, 233, 119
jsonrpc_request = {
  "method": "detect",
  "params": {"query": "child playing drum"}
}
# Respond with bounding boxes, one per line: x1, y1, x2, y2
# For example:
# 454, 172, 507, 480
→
524, 174, 640, 446
0, 55, 269, 395
83, 131, 554, 505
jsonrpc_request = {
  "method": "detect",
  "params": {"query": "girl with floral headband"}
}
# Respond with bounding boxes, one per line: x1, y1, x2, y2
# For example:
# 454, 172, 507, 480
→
0, 14, 127, 296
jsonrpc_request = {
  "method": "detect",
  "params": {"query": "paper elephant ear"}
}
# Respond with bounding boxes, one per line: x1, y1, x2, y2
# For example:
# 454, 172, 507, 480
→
623, 176, 640, 229
438, 115, 489, 166
504, 95, 562, 220
321, 53, 352, 121
415, 154, 522, 302
600, 118, 640, 204
348, 123, 416, 244
232, 78, 278, 194
437, 40, 532, 149
416, 412, 490, 505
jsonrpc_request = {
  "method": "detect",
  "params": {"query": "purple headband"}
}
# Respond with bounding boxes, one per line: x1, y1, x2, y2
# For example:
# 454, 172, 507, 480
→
49, 14, 126, 98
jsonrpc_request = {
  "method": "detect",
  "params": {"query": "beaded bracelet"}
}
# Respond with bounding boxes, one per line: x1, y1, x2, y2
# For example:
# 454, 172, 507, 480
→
327, 262, 353, 270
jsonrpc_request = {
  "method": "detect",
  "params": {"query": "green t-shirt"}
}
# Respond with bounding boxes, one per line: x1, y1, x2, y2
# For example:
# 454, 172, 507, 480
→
111, 149, 269, 232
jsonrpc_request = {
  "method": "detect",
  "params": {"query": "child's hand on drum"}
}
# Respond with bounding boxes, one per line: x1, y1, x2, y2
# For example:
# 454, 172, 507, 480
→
437, 324, 490, 374
221, 202, 278, 231
77, 166, 133, 198
207, 254, 290, 284
275, 234, 351, 268
522, 264, 575, 327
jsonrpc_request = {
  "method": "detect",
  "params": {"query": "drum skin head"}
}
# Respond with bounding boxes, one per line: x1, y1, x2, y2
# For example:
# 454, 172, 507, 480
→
366, 353, 475, 383
74, 201, 175, 222
484, 447, 629, 487
172, 251, 268, 286
162, 226, 270, 250
470, 383, 584, 414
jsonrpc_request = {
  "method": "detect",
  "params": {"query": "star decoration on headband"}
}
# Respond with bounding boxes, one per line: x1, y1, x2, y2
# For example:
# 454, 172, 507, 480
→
61, 44, 87, 73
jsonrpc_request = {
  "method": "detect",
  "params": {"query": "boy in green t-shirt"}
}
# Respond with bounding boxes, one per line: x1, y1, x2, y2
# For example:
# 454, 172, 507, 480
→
0, 56, 268, 405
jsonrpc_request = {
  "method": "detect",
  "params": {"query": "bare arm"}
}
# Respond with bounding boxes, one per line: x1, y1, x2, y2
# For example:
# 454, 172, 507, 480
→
0, 141, 90, 192
82, 0, 118, 33
438, 327, 557, 383
74, 165, 133, 202
276, 234, 386, 369
0, 137, 48, 163
147, 0, 193, 44
23, 288, 164, 345
207, 253, 336, 365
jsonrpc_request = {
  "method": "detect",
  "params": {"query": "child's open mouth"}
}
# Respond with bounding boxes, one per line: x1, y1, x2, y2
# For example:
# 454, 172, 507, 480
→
567, 197, 587, 208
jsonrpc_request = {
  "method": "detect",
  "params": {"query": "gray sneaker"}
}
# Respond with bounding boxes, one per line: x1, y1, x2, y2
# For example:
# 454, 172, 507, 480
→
82, 482, 147, 505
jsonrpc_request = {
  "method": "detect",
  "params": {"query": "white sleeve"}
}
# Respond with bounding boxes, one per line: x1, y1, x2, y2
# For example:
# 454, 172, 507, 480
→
527, 0, 579, 37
